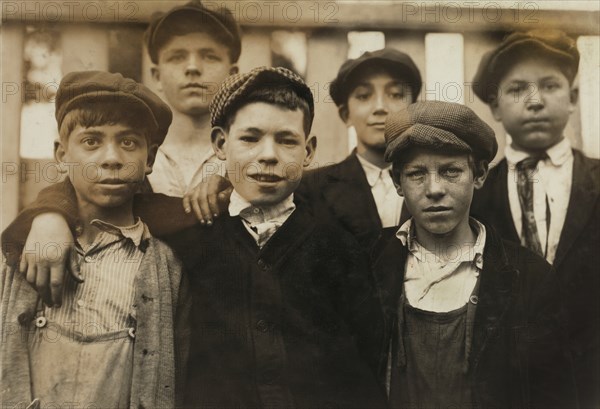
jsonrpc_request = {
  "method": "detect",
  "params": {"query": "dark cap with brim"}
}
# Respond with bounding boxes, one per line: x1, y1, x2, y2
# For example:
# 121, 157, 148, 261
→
55, 71, 172, 146
384, 101, 497, 163
473, 29, 579, 103
210, 66, 314, 130
330, 48, 422, 106
145, 0, 241, 64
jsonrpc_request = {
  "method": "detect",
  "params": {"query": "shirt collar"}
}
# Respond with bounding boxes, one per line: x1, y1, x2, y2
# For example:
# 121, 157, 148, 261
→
356, 153, 392, 187
89, 218, 151, 248
229, 189, 296, 224
396, 217, 486, 268
505, 136, 572, 167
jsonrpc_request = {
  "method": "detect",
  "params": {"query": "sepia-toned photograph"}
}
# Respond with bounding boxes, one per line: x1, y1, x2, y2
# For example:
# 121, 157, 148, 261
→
1, 1, 599, 408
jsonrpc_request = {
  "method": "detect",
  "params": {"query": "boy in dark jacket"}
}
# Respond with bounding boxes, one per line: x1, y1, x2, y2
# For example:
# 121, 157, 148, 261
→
374, 100, 576, 408
471, 28, 600, 407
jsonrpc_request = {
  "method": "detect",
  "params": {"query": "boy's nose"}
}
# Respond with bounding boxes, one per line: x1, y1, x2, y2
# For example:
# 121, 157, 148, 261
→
185, 55, 202, 76
257, 139, 278, 164
373, 92, 388, 115
525, 84, 545, 111
424, 174, 445, 199
100, 144, 124, 170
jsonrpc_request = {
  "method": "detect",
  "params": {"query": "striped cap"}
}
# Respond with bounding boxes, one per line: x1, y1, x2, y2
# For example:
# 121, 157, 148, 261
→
210, 66, 314, 129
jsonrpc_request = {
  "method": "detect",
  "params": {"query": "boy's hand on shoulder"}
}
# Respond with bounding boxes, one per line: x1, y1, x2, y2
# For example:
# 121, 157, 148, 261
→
182, 174, 232, 225
19, 213, 81, 307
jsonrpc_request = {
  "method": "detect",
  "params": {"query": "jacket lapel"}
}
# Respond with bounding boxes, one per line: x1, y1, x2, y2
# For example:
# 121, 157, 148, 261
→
321, 153, 382, 234
554, 151, 600, 268
491, 161, 520, 242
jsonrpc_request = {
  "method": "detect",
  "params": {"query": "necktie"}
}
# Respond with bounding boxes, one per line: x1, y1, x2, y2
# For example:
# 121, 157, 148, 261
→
516, 155, 547, 256
239, 208, 281, 248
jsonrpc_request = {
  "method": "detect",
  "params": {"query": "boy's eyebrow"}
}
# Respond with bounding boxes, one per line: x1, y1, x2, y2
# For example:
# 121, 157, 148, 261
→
76, 129, 104, 137
115, 129, 143, 138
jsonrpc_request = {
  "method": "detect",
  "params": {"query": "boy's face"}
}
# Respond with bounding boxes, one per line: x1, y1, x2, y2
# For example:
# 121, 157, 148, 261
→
395, 148, 487, 237
55, 123, 157, 211
490, 55, 577, 153
152, 31, 238, 116
213, 102, 316, 207
341, 66, 413, 154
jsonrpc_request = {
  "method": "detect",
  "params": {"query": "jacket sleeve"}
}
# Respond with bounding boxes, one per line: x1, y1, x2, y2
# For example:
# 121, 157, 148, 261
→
173, 266, 191, 408
1, 180, 79, 261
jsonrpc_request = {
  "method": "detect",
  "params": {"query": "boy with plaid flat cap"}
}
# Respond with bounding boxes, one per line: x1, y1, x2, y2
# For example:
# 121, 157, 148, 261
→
373, 100, 576, 408
167, 66, 387, 408
1, 71, 190, 408
4, 67, 388, 408
144, 0, 240, 196
471, 28, 600, 407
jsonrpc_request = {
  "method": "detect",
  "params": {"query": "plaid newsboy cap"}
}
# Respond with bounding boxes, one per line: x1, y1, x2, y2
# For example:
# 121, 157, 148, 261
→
145, 0, 241, 64
473, 29, 580, 103
330, 48, 422, 106
384, 101, 497, 163
55, 71, 172, 146
210, 66, 315, 129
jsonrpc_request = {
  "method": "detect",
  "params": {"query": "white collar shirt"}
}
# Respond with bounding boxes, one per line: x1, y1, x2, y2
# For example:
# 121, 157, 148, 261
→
356, 153, 403, 228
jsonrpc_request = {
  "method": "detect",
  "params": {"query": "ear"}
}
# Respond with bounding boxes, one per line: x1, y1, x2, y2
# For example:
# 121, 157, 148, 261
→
229, 64, 239, 75
145, 144, 159, 175
211, 127, 228, 161
473, 160, 490, 190
151, 66, 162, 92
569, 84, 579, 113
303, 135, 317, 167
338, 104, 349, 123
54, 140, 69, 173
489, 97, 502, 122
393, 177, 404, 197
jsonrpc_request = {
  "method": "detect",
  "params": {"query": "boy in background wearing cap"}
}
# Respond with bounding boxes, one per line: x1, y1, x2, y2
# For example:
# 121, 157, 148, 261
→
3, 67, 388, 407
183, 48, 422, 250
144, 0, 240, 196
167, 66, 386, 407
1, 72, 190, 408
471, 29, 600, 407
374, 100, 576, 408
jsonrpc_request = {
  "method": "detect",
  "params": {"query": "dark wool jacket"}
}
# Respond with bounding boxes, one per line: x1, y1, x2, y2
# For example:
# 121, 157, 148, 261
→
164, 208, 388, 408
471, 150, 600, 408
371, 224, 577, 409
297, 151, 410, 251
2, 182, 388, 408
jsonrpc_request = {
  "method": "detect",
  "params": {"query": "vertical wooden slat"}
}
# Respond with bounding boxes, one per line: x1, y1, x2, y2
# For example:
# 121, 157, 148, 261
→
424, 33, 464, 103
61, 24, 109, 72
1, 23, 24, 238
238, 27, 272, 73
577, 35, 600, 159
305, 29, 349, 167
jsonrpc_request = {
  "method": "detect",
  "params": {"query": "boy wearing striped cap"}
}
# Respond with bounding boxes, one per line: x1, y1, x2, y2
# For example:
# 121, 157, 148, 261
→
373, 100, 576, 408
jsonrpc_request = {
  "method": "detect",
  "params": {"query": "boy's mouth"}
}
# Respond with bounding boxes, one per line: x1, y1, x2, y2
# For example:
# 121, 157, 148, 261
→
523, 118, 550, 126
249, 174, 284, 183
424, 206, 451, 213
368, 122, 386, 130
182, 83, 208, 90
98, 178, 128, 185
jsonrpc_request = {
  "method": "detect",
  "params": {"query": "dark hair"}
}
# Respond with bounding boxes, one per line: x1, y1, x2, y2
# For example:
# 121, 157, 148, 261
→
390, 147, 488, 183
153, 14, 235, 63
344, 62, 420, 104
222, 85, 313, 136
59, 101, 156, 144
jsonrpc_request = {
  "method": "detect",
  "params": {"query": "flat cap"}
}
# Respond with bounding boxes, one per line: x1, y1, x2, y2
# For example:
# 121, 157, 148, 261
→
210, 66, 314, 129
330, 48, 422, 106
473, 29, 579, 103
55, 71, 172, 146
145, 0, 241, 64
384, 101, 497, 163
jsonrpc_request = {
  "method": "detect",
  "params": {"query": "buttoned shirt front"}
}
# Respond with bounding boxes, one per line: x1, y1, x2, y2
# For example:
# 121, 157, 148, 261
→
229, 190, 296, 247
505, 137, 573, 263
43, 218, 151, 333
356, 153, 403, 228
396, 218, 486, 313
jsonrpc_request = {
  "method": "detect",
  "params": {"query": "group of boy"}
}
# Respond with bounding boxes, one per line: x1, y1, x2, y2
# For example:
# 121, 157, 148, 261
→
1, 1, 598, 408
